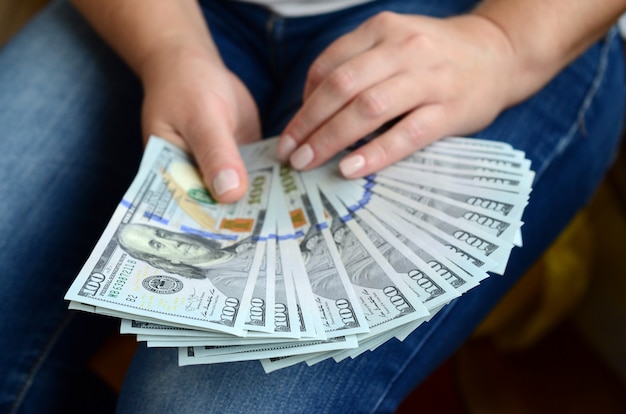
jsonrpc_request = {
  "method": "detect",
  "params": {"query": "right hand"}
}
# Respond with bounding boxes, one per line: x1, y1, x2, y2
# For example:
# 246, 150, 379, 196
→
140, 46, 261, 204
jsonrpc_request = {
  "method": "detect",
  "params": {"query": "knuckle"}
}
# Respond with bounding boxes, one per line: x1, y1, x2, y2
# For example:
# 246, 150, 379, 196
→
308, 59, 327, 86
368, 11, 397, 30
355, 89, 390, 118
400, 117, 429, 148
314, 132, 337, 154
402, 32, 434, 53
326, 67, 356, 97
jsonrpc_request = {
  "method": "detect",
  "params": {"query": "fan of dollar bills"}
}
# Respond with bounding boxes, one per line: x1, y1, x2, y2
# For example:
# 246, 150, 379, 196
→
65, 135, 533, 373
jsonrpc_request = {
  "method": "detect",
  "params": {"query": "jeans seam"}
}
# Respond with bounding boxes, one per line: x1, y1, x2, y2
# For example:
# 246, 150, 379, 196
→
536, 27, 617, 181
9, 313, 74, 414
266, 13, 286, 77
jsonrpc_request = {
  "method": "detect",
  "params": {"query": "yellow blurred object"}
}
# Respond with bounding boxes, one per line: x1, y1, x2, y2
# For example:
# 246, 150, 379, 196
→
475, 211, 593, 350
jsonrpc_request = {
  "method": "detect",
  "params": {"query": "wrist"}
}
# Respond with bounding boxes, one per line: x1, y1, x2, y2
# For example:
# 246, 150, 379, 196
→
454, 10, 563, 109
137, 39, 224, 90
469, 0, 624, 107
445, 13, 532, 109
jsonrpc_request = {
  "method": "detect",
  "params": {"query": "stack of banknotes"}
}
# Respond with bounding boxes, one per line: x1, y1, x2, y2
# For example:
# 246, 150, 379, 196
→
65, 135, 534, 372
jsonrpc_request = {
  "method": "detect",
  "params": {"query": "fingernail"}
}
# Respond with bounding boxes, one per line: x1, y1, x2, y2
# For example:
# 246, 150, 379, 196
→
289, 144, 314, 170
212, 168, 240, 196
277, 134, 297, 161
339, 154, 365, 177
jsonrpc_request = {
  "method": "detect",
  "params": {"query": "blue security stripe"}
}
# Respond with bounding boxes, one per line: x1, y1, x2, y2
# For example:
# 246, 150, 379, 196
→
179, 225, 238, 241
145, 213, 169, 225
358, 190, 372, 208
276, 230, 308, 240
315, 222, 328, 230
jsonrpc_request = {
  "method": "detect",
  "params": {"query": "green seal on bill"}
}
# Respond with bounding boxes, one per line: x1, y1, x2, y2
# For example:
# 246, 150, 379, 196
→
188, 188, 216, 205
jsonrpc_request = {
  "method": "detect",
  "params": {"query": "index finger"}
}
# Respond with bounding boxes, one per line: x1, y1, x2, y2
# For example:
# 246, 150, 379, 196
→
303, 18, 379, 99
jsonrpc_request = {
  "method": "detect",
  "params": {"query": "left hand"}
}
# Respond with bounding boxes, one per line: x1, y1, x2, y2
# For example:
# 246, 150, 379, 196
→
276, 11, 520, 178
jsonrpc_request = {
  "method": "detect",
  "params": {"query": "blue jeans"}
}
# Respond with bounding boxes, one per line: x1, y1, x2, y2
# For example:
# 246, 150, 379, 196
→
0, 0, 623, 413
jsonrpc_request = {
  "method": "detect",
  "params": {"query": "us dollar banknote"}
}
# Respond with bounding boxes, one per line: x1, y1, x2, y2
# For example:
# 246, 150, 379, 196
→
64, 134, 534, 372
65, 137, 274, 336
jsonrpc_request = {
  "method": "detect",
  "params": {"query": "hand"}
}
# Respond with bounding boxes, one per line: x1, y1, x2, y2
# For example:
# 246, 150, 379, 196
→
141, 47, 261, 203
276, 12, 519, 178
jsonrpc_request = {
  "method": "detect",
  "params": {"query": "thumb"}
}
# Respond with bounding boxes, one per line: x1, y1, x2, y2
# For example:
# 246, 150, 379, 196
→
187, 122, 249, 204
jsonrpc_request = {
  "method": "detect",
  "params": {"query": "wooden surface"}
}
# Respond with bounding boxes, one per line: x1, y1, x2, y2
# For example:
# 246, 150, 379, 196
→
0, 0, 47, 45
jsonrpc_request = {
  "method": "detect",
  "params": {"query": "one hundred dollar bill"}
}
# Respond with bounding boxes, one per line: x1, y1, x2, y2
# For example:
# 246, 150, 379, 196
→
64, 135, 534, 372
65, 137, 274, 336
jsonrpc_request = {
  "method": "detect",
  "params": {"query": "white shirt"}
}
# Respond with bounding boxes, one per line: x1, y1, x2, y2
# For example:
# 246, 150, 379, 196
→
233, 0, 376, 16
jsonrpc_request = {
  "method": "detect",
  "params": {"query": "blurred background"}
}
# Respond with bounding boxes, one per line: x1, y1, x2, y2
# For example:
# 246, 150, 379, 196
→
1, 1, 624, 412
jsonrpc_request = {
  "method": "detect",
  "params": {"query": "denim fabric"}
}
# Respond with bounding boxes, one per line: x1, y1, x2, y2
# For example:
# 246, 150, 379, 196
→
0, 3, 143, 413
0, 0, 623, 413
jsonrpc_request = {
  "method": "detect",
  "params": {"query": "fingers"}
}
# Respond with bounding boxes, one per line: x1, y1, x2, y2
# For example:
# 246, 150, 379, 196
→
142, 60, 262, 204
277, 12, 510, 180
302, 22, 378, 100
338, 104, 447, 178
279, 46, 400, 162
147, 109, 252, 205
276, 15, 383, 164
278, 12, 440, 170
281, 67, 442, 172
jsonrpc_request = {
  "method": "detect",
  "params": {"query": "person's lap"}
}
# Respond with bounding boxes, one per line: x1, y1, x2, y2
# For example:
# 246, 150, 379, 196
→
0, 2, 143, 412
120, 2, 626, 413
0, 0, 622, 413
